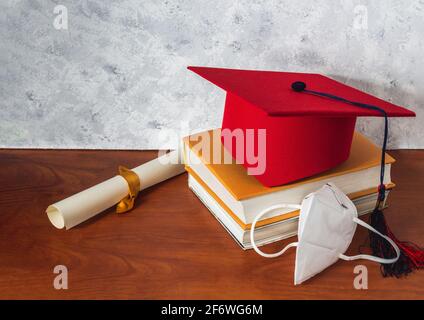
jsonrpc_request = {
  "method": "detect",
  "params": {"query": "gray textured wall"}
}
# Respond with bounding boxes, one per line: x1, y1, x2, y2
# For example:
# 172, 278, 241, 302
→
1, 0, 423, 149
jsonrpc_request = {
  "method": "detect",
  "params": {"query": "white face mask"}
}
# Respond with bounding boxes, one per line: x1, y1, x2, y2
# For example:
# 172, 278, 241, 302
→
250, 183, 400, 285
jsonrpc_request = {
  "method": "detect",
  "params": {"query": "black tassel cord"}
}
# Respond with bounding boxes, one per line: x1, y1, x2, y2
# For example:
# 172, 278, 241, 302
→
292, 81, 424, 277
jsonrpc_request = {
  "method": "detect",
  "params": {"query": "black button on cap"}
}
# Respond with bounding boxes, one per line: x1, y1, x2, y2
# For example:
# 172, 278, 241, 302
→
291, 81, 306, 92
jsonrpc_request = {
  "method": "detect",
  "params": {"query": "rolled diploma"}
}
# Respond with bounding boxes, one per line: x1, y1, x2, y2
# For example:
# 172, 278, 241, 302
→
46, 150, 185, 229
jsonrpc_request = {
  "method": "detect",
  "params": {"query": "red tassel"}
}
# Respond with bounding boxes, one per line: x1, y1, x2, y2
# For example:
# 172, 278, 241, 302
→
387, 229, 424, 269
369, 206, 424, 278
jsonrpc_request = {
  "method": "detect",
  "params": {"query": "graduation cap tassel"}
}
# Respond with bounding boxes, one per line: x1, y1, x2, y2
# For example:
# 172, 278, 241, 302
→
292, 81, 424, 277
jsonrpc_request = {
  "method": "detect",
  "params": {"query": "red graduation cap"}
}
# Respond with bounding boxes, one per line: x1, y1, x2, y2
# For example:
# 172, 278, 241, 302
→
188, 66, 415, 187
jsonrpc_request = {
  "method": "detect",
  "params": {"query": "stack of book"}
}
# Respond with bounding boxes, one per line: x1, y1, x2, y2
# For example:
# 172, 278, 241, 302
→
183, 129, 395, 249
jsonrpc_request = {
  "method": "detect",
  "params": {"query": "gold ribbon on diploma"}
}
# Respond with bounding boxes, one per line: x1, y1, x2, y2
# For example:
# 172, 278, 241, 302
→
116, 166, 140, 213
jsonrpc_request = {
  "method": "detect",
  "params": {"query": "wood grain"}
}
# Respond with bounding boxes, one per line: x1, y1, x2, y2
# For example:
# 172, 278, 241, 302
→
0, 149, 423, 299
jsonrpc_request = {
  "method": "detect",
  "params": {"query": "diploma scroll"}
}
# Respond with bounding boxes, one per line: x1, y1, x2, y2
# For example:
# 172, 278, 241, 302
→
46, 150, 185, 229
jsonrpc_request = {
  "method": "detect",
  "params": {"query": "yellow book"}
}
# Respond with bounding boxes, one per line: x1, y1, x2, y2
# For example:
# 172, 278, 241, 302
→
183, 129, 395, 231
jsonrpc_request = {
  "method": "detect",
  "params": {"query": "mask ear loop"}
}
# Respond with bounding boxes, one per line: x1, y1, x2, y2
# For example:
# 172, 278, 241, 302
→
250, 204, 301, 258
339, 217, 400, 264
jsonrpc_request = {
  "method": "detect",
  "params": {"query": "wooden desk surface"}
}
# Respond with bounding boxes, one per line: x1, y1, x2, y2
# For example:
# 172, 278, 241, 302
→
0, 149, 423, 299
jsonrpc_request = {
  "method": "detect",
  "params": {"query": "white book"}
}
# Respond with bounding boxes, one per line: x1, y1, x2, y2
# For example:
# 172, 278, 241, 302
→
188, 174, 389, 249
185, 144, 392, 225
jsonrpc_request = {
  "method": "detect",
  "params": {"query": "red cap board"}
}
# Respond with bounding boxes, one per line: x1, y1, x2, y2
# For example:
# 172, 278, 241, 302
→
188, 66, 415, 187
